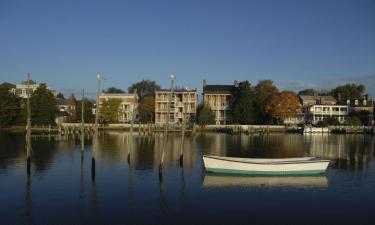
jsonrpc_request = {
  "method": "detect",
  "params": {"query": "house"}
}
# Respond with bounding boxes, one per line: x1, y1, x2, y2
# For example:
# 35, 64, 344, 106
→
299, 95, 348, 124
347, 96, 373, 113
202, 80, 235, 125
11, 80, 57, 99
98, 93, 139, 123
155, 88, 197, 125
307, 105, 349, 124
55, 94, 77, 124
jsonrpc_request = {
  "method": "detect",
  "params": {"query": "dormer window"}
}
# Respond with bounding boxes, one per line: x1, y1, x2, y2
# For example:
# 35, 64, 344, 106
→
355, 100, 358, 106
346, 99, 350, 105
363, 100, 367, 106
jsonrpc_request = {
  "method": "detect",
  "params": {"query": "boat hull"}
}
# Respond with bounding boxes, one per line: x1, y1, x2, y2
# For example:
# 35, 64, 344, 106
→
203, 156, 330, 175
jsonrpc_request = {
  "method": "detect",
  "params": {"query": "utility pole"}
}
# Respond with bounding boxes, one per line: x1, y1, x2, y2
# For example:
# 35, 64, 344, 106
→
128, 104, 134, 164
159, 74, 175, 174
81, 89, 85, 151
180, 97, 186, 166
26, 73, 32, 175
94, 74, 104, 135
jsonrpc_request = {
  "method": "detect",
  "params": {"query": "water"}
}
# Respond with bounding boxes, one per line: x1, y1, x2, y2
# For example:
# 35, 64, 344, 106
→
0, 131, 374, 225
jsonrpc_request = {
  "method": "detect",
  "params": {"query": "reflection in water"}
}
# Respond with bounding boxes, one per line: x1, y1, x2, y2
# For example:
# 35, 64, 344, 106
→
0, 132, 375, 224
203, 174, 328, 188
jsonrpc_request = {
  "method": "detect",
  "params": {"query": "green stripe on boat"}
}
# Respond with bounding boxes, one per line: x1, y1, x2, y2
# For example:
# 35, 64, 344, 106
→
206, 168, 326, 175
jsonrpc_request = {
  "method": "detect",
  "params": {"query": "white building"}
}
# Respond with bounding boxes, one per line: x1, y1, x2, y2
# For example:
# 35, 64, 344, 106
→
98, 93, 139, 123
11, 81, 57, 98
307, 105, 349, 124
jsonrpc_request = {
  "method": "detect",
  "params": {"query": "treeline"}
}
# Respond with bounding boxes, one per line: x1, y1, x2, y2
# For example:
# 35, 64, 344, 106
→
0, 82, 95, 128
0, 79, 372, 128
197, 81, 372, 126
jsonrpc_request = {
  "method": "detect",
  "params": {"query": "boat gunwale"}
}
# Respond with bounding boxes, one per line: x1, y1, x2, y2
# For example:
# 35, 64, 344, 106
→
203, 155, 331, 165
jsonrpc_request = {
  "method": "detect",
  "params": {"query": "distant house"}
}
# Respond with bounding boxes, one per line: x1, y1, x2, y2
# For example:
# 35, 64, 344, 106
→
202, 80, 235, 125
155, 88, 198, 125
299, 95, 348, 124
55, 94, 77, 124
347, 96, 373, 113
98, 93, 139, 123
11, 80, 57, 99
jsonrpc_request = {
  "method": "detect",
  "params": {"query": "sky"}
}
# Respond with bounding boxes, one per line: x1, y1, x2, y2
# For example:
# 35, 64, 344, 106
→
1, 0, 375, 98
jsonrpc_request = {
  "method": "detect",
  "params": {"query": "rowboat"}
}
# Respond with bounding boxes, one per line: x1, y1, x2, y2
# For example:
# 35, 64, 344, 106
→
203, 155, 330, 175
203, 174, 328, 188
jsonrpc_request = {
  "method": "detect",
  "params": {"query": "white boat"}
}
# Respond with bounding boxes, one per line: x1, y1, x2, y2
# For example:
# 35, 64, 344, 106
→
203, 174, 328, 188
203, 155, 330, 175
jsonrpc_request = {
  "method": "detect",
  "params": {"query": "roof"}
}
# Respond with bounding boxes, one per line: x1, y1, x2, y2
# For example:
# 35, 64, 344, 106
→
157, 88, 197, 93
299, 95, 336, 102
203, 85, 234, 94
100, 93, 137, 97
55, 98, 69, 105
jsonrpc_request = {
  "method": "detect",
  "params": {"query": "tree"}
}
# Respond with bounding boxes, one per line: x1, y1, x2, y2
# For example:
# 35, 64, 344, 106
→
197, 104, 215, 127
265, 91, 302, 124
30, 83, 57, 125
0, 82, 16, 91
254, 80, 279, 124
0, 86, 20, 127
100, 98, 122, 123
232, 81, 257, 124
331, 84, 365, 104
344, 116, 362, 126
138, 95, 155, 123
105, 87, 125, 94
56, 92, 64, 99
349, 110, 371, 126
128, 80, 160, 99
76, 99, 95, 123
298, 88, 316, 96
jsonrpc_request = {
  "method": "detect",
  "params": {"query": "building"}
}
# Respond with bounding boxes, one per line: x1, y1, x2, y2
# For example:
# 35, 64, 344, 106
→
299, 95, 337, 107
55, 94, 77, 124
155, 89, 197, 125
11, 80, 57, 98
98, 93, 139, 123
307, 105, 349, 124
202, 80, 235, 125
347, 96, 373, 113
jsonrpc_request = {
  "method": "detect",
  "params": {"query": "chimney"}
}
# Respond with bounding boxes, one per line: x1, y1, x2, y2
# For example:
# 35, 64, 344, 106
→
234, 80, 239, 87
203, 79, 207, 88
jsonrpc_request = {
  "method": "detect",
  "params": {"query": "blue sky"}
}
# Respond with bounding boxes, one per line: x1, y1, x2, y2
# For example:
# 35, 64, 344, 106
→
1, 0, 375, 98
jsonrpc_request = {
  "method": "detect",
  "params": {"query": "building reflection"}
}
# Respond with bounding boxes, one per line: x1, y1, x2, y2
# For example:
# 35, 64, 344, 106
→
97, 131, 197, 170
305, 134, 374, 170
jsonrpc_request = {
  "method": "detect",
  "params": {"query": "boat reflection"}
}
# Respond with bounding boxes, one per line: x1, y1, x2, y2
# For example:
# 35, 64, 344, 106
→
203, 174, 328, 188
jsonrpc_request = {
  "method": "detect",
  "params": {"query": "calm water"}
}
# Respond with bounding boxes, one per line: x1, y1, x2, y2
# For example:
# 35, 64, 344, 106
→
0, 132, 375, 225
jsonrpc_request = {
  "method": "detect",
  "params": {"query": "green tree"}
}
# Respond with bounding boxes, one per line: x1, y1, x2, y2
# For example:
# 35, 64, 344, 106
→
105, 87, 125, 93
56, 92, 64, 99
254, 80, 279, 124
0, 86, 20, 127
331, 84, 365, 104
76, 99, 95, 123
138, 95, 155, 123
344, 117, 362, 126
128, 80, 160, 99
349, 110, 371, 126
30, 83, 57, 125
0, 82, 16, 91
232, 81, 257, 124
298, 88, 316, 96
100, 98, 122, 123
197, 104, 215, 127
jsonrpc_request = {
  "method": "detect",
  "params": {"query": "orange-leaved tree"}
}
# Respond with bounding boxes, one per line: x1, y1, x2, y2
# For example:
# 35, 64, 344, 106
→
265, 91, 302, 123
